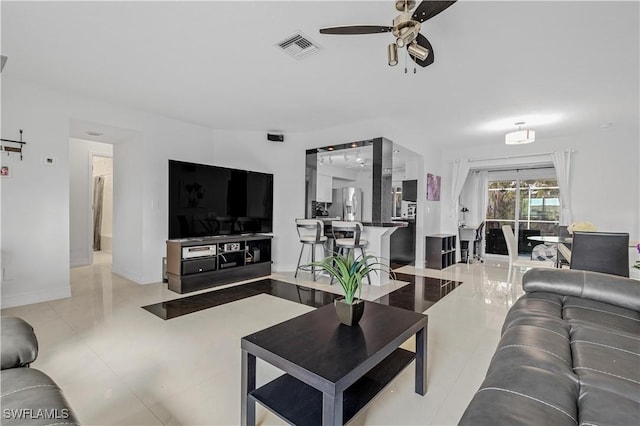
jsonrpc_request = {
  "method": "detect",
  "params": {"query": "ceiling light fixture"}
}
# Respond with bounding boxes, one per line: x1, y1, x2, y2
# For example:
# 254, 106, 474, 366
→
395, 24, 419, 48
407, 41, 428, 61
86, 131, 104, 137
482, 113, 562, 132
505, 122, 535, 145
388, 43, 398, 66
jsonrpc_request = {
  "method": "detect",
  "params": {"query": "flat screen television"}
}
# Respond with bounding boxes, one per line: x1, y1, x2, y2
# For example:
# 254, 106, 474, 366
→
168, 160, 273, 239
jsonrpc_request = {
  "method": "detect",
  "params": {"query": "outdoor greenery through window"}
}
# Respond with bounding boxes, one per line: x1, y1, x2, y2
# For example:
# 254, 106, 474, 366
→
486, 178, 560, 255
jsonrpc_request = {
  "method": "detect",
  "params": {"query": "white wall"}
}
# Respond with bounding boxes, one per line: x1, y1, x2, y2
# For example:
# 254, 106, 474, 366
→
2, 79, 309, 308
1, 78, 220, 307
69, 138, 112, 266
209, 129, 306, 272
443, 125, 640, 245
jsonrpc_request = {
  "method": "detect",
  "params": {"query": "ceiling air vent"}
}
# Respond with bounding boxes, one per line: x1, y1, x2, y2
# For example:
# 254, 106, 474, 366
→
276, 32, 320, 60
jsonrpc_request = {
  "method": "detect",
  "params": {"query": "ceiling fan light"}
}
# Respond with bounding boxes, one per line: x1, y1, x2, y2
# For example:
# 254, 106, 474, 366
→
394, 26, 419, 48
407, 42, 428, 60
505, 129, 535, 145
388, 43, 398, 66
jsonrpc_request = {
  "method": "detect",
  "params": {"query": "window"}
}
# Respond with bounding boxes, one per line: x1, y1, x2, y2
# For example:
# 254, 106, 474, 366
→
485, 171, 560, 256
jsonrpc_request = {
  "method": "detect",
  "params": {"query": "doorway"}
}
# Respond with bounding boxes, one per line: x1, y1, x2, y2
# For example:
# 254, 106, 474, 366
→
485, 168, 560, 257
92, 154, 113, 265
69, 138, 114, 268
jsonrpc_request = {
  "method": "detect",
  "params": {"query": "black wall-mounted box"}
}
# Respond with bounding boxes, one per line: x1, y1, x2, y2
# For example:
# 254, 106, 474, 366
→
267, 133, 284, 142
402, 180, 417, 202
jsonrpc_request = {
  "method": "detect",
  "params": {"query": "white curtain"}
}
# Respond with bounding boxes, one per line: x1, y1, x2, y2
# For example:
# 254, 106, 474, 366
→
93, 176, 105, 251
450, 159, 471, 261
552, 150, 573, 225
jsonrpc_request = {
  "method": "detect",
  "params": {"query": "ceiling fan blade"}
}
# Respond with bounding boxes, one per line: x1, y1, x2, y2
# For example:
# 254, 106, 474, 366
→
412, 1, 456, 23
409, 33, 434, 67
319, 25, 393, 35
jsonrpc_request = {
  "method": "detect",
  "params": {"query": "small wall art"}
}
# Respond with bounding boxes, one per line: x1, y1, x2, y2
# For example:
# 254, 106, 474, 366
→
426, 173, 441, 201
0, 165, 10, 177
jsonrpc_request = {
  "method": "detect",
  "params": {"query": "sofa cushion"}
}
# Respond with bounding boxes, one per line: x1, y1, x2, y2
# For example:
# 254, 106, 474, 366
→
578, 383, 640, 426
523, 269, 640, 311
488, 324, 575, 379
501, 292, 565, 333
1, 317, 38, 369
459, 365, 579, 426
571, 324, 640, 385
0, 367, 79, 425
563, 296, 640, 336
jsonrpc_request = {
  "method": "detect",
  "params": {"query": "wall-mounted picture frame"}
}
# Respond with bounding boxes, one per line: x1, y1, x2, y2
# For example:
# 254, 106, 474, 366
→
427, 173, 441, 201
1, 165, 10, 177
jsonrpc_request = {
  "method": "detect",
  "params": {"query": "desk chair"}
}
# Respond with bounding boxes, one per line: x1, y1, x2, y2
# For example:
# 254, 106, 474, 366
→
570, 231, 629, 277
502, 225, 555, 282
471, 222, 485, 263
331, 221, 371, 285
295, 219, 328, 281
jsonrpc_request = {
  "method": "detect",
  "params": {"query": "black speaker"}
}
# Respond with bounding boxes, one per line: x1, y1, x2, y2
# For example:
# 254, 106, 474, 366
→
267, 133, 284, 142
182, 258, 217, 275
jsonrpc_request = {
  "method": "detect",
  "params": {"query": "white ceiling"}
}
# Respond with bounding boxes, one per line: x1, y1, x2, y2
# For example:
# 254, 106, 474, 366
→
2, 1, 638, 148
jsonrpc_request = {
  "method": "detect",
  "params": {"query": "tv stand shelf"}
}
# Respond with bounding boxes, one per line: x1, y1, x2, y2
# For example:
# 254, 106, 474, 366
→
166, 234, 272, 294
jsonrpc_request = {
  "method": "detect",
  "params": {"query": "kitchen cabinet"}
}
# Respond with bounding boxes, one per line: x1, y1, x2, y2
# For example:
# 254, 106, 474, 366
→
390, 220, 415, 265
316, 174, 333, 203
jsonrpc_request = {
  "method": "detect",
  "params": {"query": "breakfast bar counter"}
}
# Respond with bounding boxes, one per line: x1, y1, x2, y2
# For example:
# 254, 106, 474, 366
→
361, 222, 407, 286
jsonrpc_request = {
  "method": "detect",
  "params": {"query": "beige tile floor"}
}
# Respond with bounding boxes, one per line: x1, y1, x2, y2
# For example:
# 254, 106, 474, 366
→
1, 252, 526, 425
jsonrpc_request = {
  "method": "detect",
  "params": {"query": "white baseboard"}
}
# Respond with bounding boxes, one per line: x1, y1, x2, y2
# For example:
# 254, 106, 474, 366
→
70, 256, 90, 268
100, 234, 112, 252
272, 263, 297, 273
413, 260, 426, 269
110, 263, 143, 284
1, 285, 72, 309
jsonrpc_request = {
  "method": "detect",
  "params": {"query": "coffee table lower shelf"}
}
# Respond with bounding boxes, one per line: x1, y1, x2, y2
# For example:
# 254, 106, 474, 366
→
249, 348, 415, 426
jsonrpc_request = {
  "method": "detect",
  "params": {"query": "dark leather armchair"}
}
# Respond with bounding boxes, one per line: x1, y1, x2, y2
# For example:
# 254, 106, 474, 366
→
570, 231, 629, 277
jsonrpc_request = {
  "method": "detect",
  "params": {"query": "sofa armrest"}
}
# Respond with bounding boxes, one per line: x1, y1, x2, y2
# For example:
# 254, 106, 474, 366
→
1, 317, 38, 369
523, 269, 640, 312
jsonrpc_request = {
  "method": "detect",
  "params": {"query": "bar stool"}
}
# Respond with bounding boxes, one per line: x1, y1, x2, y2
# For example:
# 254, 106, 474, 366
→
295, 219, 327, 281
331, 221, 371, 285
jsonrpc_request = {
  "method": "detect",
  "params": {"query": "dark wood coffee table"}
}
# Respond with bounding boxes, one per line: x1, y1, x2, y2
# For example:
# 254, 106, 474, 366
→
241, 301, 428, 426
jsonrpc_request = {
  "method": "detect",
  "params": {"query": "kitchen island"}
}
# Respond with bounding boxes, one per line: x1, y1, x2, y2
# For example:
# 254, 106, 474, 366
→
361, 222, 407, 285
313, 219, 406, 285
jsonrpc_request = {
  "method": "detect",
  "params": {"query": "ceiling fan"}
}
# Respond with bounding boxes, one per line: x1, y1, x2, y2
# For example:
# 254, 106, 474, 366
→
319, 1, 456, 69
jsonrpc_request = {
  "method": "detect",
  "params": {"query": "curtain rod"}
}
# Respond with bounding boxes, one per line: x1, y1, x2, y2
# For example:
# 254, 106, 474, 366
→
468, 149, 575, 163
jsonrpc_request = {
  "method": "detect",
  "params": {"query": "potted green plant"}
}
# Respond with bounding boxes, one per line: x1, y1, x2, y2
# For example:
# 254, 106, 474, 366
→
308, 252, 393, 326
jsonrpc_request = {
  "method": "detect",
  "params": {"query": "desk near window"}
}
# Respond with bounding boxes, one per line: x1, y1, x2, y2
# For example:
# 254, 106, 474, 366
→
458, 223, 484, 263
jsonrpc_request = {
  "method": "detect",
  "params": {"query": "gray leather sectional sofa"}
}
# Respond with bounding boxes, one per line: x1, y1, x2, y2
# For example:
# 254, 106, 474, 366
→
460, 268, 640, 425
1, 317, 79, 425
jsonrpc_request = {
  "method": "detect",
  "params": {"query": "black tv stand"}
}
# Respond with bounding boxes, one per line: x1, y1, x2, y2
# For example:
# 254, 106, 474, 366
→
166, 234, 272, 294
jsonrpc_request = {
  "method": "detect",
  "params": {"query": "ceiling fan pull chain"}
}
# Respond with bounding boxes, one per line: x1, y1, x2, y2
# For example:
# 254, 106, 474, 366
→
404, 47, 408, 74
